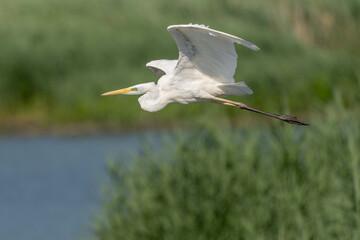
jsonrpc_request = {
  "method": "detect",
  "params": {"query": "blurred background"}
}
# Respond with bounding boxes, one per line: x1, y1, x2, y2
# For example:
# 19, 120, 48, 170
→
0, 0, 359, 239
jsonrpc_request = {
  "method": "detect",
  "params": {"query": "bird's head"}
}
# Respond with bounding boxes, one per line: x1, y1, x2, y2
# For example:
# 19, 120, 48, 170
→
102, 82, 156, 96
102, 82, 166, 112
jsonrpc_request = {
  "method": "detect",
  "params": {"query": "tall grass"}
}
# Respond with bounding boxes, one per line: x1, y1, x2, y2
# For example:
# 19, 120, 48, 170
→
95, 106, 360, 239
0, 0, 359, 128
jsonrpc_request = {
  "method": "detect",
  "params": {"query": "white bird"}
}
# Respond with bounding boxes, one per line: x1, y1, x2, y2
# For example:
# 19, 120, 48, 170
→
102, 24, 308, 125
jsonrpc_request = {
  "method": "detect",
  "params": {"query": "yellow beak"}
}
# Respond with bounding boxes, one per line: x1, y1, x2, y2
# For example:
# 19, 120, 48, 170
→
101, 88, 132, 96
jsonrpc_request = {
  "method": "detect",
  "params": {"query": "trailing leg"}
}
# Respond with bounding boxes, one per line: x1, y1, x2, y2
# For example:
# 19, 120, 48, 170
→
211, 97, 309, 126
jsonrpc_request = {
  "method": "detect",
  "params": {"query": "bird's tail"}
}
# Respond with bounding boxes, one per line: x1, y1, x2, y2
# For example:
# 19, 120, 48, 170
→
219, 82, 253, 96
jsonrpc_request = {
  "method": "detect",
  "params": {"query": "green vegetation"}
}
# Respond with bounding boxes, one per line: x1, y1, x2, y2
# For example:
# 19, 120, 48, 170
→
0, 0, 359, 130
95, 105, 360, 239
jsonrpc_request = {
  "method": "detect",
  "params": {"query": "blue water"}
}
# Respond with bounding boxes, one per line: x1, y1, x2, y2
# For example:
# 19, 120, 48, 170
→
0, 132, 162, 240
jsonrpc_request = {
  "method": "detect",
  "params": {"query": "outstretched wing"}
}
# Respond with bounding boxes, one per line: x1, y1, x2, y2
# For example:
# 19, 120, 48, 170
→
167, 24, 259, 83
146, 59, 178, 78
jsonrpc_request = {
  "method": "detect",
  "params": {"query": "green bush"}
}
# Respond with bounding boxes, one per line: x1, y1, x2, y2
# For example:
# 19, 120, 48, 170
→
95, 111, 360, 239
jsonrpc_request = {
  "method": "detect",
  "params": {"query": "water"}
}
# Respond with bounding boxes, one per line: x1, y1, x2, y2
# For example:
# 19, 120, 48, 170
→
0, 132, 162, 240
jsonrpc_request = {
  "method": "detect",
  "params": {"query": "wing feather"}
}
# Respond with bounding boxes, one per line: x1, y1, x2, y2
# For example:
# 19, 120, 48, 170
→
146, 59, 178, 78
167, 24, 259, 83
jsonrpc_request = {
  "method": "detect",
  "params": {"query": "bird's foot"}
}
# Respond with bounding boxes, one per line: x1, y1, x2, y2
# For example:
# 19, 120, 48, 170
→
279, 115, 309, 126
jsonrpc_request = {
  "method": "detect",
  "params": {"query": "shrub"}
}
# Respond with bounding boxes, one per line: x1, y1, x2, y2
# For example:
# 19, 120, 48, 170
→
95, 114, 360, 239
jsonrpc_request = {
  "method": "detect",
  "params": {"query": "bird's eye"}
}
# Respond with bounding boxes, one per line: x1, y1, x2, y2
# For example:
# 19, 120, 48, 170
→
131, 87, 138, 91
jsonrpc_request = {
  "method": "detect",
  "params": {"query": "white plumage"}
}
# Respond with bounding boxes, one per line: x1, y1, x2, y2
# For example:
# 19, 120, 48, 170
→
102, 24, 309, 125
167, 24, 259, 84
145, 59, 177, 78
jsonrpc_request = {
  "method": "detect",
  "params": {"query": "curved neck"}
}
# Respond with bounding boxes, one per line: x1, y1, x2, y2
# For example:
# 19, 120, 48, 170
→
138, 85, 168, 112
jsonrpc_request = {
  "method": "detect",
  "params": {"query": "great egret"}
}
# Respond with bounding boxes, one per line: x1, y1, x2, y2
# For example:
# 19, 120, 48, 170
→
102, 24, 308, 126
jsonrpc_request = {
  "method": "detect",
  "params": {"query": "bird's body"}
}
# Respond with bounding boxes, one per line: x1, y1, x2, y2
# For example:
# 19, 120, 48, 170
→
103, 24, 308, 125
138, 69, 251, 112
